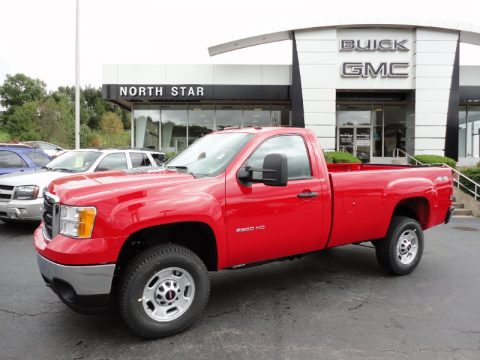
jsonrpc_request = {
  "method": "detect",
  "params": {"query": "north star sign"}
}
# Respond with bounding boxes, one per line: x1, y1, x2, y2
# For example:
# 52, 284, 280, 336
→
119, 85, 206, 98
340, 39, 410, 78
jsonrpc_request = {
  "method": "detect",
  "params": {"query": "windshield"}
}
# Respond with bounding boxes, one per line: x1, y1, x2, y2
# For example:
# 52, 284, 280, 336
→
167, 132, 253, 177
45, 151, 101, 173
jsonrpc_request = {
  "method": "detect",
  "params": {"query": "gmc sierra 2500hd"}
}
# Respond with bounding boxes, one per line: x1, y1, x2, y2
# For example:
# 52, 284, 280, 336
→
34, 127, 453, 338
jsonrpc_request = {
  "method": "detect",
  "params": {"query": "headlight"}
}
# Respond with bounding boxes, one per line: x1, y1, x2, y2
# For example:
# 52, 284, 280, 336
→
13, 185, 40, 200
59, 205, 97, 238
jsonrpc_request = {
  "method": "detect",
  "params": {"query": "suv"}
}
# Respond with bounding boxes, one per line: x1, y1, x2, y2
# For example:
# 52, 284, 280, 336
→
0, 148, 164, 222
22, 141, 65, 158
0, 144, 51, 176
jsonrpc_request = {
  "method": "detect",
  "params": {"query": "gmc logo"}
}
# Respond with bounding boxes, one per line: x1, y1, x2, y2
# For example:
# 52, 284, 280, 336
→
341, 62, 409, 78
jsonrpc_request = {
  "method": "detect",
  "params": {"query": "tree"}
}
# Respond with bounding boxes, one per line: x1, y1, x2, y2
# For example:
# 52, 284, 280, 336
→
4, 101, 41, 141
5, 97, 74, 148
100, 111, 124, 147
0, 73, 47, 113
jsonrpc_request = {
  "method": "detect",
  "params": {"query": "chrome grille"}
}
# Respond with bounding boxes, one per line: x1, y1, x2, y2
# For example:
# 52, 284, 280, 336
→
0, 185, 14, 201
42, 192, 59, 240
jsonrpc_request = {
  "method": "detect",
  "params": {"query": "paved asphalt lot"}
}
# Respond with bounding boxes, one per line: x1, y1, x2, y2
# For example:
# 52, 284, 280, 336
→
0, 218, 479, 360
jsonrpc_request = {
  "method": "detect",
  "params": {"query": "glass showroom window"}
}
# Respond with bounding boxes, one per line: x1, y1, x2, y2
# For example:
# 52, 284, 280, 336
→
271, 105, 291, 127
188, 105, 214, 146
383, 105, 406, 156
161, 105, 188, 153
459, 104, 480, 158
133, 106, 160, 149
458, 105, 467, 157
215, 104, 243, 130
468, 105, 480, 158
244, 105, 271, 127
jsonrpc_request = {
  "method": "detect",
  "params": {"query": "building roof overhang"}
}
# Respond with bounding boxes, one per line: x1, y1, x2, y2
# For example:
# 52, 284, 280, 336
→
208, 18, 480, 56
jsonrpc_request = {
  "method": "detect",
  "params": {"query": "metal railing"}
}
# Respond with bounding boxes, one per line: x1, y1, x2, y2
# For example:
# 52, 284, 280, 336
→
393, 148, 480, 201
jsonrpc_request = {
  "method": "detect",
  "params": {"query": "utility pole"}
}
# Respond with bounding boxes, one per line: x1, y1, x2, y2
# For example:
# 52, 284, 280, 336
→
75, 0, 80, 149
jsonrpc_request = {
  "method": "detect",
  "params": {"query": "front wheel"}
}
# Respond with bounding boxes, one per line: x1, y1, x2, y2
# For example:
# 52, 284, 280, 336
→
375, 216, 424, 275
118, 244, 210, 338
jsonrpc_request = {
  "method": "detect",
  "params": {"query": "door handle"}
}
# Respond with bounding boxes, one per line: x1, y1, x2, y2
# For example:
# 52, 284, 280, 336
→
297, 191, 318, 199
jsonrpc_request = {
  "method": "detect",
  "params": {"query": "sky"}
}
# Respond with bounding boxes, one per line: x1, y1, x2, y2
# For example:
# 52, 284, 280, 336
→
1, 0, 480, 90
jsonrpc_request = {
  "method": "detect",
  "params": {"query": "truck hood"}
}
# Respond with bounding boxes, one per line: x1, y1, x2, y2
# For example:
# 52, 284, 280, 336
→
0, 169, 74, 193
48, 168, 198, 205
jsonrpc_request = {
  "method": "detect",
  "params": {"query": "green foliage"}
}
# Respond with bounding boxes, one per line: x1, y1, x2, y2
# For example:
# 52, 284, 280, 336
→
324, 151, 361, 164
0, 128, 11, 142
0, 73, 46, 112
460, 166, 480, 194
52, 86, 130, 130
165, 152, 177, 160
100, 112, 124, 134
0, 73, 132, 149
412, 155, 456, 168
5, 97, 74, 148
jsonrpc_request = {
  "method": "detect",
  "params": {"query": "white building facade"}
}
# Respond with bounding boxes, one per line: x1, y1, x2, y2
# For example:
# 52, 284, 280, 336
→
103, 22, 480, 163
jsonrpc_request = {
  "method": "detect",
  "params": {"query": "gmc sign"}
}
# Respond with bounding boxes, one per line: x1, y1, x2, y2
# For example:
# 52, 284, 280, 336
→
340, 39, 410, 78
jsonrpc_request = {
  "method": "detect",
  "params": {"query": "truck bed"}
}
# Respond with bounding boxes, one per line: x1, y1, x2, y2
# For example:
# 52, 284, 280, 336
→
327, 163, 420, 172
326, 164, 452, 249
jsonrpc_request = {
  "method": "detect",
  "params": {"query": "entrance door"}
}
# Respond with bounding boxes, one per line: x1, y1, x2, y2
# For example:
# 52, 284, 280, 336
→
338, 127, 371, 162
355, 127, 371, 163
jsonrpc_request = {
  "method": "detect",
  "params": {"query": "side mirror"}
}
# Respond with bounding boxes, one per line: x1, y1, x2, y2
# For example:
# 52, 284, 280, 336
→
238, 153, 288, 187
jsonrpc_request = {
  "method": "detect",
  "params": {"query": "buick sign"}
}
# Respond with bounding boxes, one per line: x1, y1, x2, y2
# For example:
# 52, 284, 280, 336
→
340, 39, 410, 78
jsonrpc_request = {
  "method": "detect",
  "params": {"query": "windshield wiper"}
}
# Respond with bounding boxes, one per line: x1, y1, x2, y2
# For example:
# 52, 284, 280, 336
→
167, 165, 196, 178
41, 166, 52, 170
52, 168, 75, 173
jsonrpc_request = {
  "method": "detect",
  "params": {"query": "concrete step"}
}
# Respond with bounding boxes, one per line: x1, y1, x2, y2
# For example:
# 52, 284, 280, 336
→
453, 202, 464, 209
453, 208, 473, 216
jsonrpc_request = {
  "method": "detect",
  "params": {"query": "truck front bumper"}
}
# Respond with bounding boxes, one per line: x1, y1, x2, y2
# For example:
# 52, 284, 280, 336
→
37, 254, 116, 313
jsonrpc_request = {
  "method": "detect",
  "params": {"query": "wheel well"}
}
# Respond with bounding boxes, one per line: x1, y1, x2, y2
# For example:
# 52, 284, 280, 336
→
115, 222, 218, 274
392, 197, 430, 229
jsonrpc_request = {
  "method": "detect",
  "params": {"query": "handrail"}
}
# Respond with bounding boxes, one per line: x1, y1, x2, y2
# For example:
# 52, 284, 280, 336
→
393, 148, 480, 201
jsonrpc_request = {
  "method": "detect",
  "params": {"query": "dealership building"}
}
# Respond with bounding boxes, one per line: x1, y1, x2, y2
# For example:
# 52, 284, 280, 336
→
102, 20, 480, 164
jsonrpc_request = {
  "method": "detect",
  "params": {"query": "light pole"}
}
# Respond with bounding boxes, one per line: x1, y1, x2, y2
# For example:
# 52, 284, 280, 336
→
75, 0, 80, 149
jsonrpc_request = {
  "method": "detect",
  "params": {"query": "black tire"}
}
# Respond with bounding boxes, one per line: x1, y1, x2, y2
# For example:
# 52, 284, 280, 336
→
375, 216, 424, 275
118, 244, 210, 339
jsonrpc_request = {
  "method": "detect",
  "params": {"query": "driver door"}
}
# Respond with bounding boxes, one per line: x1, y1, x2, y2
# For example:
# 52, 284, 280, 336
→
225, 135, 324, 266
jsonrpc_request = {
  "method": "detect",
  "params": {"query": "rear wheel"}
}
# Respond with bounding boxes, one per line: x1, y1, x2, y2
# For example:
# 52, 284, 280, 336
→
118, 244, 210, 338
375, 216, 424, 275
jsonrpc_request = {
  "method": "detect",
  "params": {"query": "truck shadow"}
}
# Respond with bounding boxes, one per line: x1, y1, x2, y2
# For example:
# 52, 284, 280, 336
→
48, 245, 385, 345
207, 245, 382, 309
0, 221, 39, 236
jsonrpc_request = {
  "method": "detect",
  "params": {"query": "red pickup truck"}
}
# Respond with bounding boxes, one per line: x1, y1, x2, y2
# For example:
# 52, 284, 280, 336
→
34, 127, 453, 338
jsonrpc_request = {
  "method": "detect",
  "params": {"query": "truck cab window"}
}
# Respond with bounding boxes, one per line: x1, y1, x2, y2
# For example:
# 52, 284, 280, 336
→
246, 135, 312, 180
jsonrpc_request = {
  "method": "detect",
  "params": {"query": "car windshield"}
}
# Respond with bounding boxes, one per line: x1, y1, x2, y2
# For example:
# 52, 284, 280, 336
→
167, 132, 253, 177
45, 151, 101, 173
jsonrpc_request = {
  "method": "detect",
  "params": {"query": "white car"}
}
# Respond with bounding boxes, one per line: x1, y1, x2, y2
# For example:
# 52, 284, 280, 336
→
0, 148, 165, 222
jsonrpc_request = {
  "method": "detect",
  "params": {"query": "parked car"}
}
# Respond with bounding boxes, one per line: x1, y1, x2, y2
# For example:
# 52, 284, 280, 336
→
0, 148, 163, 222
22, 141, 65, 158
0, 144, 51, 176
33, 127, 453, 338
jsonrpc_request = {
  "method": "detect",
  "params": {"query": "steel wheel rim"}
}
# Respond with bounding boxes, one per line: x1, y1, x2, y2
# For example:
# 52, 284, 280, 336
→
396, 229, 418, 265
142, 267, 195, 322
